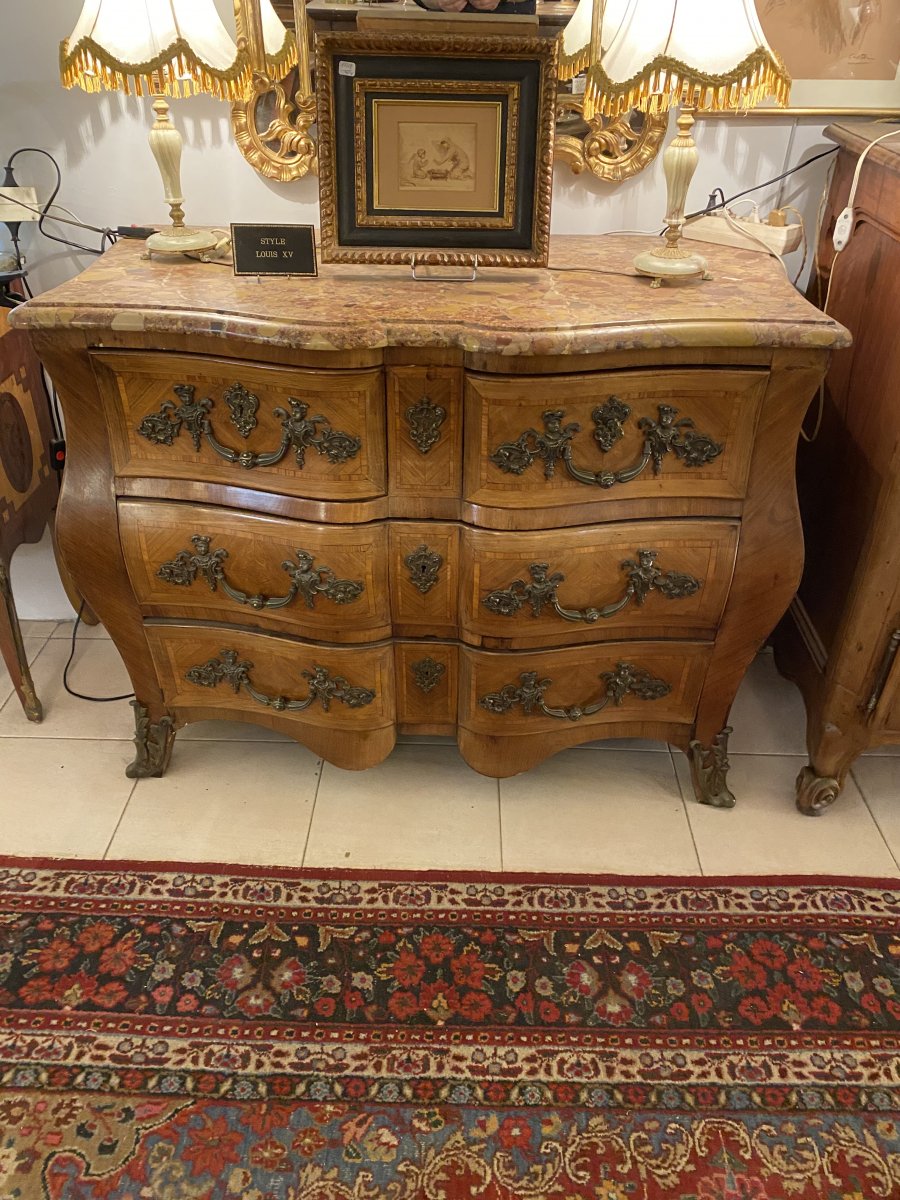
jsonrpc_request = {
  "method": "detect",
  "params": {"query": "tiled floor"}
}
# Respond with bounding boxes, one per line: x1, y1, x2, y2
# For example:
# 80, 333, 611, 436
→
1, 620, 898, 875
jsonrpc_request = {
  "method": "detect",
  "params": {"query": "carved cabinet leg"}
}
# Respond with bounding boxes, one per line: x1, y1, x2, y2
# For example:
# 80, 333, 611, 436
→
795, 766, 841, 817
0, 559, 42, 722
126, 700, 175, 779
687, 726, 735, 808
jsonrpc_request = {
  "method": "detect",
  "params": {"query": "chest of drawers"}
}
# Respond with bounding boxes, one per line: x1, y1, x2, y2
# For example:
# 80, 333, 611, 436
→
13, 236, 848, 806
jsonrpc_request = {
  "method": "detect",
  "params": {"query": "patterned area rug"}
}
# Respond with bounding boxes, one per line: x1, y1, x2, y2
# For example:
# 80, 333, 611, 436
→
1, 860, 899, 1199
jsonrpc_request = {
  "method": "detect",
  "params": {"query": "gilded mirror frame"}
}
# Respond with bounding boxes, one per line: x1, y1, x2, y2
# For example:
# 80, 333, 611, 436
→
230, 1, 666, 185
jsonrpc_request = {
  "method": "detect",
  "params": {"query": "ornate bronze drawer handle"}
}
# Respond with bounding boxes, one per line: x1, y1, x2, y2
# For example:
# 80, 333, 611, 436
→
490, 398, 722, 489
479, 661, 671, 722
185, 649, 375, 713
137, 383, 361, 470
483, 549, 700, 623
156, 534, 364, 612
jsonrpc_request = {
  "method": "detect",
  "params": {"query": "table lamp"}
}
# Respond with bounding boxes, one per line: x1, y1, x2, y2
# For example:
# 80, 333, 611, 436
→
60, 0, 251, 257
560, 0, 790, 285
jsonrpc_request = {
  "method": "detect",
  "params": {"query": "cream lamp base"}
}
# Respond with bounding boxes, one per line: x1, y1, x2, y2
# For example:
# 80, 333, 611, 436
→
145, 96, 218, 258
634, 246, 709, 288
634, 108, 711, 288
145, 226, 220, 255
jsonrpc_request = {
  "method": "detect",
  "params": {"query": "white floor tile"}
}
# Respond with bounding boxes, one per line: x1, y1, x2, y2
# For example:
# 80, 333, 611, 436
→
676, 753, 899, 876
501, 749, 700, 875
0, 738, 134, 858
0, 637, 52, 710
305, 744, 501, 871
728, 652, 808, 755
51, 619, 111, 640
0, 637, 135, 740
851, 758, 900, 870
19, 621, 59, 640
108, 740, 320, 865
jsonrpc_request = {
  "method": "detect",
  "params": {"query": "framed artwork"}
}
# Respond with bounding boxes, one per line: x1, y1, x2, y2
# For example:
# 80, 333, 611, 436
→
756, 0, 900, 114
315, 33, 557, 267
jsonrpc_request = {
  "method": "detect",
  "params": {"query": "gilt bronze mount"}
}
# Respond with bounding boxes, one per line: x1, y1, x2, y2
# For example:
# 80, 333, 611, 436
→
137, 384, 361, 472
156, 534, 364, 612
411, 657, 446, 695
405, 395, 447, 455
404, 545, 444, 596
490, 399, 723, 490
688, 727, 736, 809
127, 701, 176, 779
483, 549, 700, 624
479, 662, 671, 723
185, 649, 375, 713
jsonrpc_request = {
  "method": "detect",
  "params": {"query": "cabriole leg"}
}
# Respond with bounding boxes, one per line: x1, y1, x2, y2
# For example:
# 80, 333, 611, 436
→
0, 559, 42, 722
688, 726, 735, 808
126, 700, 175, 779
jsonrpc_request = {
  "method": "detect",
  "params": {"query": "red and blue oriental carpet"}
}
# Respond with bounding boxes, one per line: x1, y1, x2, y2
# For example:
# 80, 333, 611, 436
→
0, 859, 899, 1198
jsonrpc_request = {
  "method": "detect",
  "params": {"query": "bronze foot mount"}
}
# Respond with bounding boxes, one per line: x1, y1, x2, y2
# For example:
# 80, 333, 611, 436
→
126, 700, 175, 779
688, 726, 736, 809
795, 766, 841, 816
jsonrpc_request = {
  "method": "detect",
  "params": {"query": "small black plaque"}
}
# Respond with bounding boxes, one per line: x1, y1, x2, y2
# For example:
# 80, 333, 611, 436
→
231, 223, 318, 277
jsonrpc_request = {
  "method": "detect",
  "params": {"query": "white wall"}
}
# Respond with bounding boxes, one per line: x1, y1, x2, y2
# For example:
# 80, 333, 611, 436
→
1, 0, 837, 618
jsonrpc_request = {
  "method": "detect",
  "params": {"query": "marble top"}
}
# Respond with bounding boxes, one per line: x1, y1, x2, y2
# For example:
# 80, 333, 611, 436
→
12, 235, 850, 357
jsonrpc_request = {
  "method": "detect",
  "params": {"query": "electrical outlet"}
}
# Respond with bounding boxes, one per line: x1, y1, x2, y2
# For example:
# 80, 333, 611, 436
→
0, 186, 38, 223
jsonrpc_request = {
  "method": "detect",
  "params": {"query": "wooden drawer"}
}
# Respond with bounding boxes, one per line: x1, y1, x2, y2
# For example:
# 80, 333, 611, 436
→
387, 366, 462, 508
93, 352, 385, 501
460, 640, 709, 739
146, 625, 395, 767
464, 368, 766, 513
460, 520, 739, 647
390, 522, 459, 639
119, 499, 391, 642
395, 641, 458, 732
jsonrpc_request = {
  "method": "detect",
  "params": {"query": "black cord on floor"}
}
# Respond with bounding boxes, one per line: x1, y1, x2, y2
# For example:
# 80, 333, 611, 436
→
63, 602, 134, 702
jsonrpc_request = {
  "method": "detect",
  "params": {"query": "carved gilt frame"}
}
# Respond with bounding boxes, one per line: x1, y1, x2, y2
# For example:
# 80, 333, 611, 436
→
230, 1, 665, 186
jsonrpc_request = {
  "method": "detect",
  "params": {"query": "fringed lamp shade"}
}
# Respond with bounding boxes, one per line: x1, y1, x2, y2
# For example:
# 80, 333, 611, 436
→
259, 0, 297, 80
558, 0, 792, 286
562, 0, 790, 121
559, 0, 626, 83
60, 0, 249, 99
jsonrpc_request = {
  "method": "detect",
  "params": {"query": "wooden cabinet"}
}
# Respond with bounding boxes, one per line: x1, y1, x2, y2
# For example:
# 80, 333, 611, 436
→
774, 121, 900, 814
0, 307, 58, 721
12, 234, 847, 805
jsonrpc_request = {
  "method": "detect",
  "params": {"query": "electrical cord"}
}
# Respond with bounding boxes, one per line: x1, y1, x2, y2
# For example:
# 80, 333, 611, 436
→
4, 148, 116, 256
688, 146, 840, 221
63, 602, 134, 703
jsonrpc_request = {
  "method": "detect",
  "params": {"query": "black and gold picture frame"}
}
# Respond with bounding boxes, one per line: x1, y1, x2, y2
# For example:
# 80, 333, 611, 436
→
316, 33, 557, 268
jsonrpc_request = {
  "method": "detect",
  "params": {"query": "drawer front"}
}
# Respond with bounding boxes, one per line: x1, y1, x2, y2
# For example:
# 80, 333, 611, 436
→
387, 366, 462, 504
120, 500, 391, 642
464, 369, 766, 511
460, 641, 709, 736
395, 642, 458, 731
390, 522, 460, 639
460, 520, 739, 647
147, 625, 395, 733
94, 352, 385, 501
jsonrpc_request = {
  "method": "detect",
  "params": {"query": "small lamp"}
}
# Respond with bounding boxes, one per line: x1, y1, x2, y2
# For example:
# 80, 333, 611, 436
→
60, 0, 251, 257
560, 0, 790, 285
